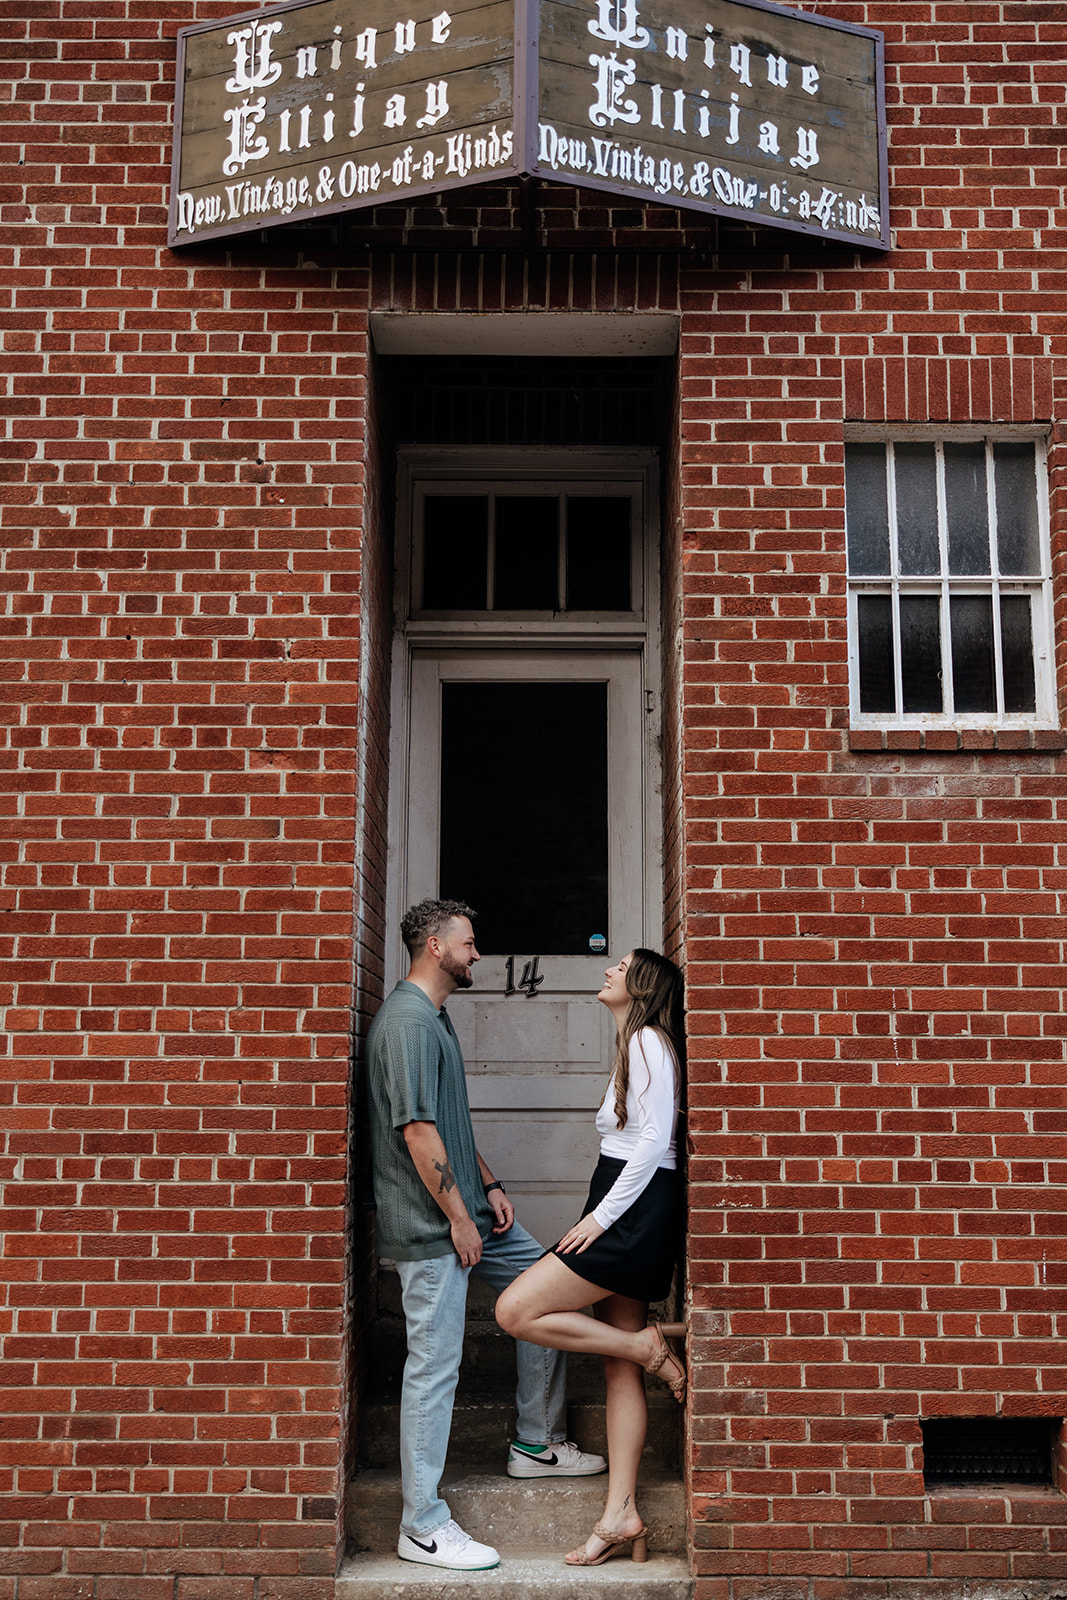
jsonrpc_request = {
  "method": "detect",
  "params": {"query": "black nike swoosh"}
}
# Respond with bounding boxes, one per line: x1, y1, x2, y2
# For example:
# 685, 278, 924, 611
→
517, 1449, 558, 1465
407, 1536, 438, 1554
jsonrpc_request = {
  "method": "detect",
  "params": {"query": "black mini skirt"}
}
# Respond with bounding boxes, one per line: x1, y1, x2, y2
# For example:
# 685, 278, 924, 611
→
551, 1154, 682, 1304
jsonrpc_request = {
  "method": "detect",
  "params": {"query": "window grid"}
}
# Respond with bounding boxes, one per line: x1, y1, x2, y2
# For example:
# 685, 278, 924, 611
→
847, 437, 1053, 726
411, 482, 641, 618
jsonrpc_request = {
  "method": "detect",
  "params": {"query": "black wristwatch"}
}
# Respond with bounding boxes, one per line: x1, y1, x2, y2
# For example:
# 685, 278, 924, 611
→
484, 1180, 506, 1196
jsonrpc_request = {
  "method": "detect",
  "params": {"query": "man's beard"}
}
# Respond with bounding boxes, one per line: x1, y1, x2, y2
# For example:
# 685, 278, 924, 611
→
440, 951, 473, 988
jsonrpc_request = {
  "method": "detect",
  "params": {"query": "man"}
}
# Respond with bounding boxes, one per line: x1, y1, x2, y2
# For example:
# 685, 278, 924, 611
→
367, 898, 605, 1571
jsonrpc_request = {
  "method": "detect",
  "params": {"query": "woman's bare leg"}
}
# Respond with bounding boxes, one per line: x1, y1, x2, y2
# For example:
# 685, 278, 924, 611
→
560, 1292, 649, 1562
496, 1253, 682, 1559
495, 1253, 684, 1389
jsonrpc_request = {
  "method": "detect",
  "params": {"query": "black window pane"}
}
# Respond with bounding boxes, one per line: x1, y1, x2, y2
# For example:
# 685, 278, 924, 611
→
857, 595, 895, 713
944, 442, 990, 575
1001, 595, 1037, 714
845, 444, 890, 574
995, 444, 1041, 575
950, 595, 995, 714
566, 497, 631, 610
494, 497, 559, 610
894, 443, 940, 574
900, 596, 943, 713
422, 496, 488, 609
439, 682, 608, 955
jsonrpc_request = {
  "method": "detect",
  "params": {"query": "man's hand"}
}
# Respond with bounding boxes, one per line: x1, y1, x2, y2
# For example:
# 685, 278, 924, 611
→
487, 1187, 515, 1235
451, 1214, 484, 1266
476, 1155, 514, 1236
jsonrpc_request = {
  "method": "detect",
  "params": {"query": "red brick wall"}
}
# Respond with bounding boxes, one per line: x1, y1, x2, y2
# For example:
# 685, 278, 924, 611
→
4, 1, 1067, 1597
2, 3, 372, 1589
677, 4, 1067, 1596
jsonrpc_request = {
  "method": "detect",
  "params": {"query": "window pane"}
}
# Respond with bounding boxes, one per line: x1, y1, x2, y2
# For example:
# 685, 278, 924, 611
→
950, 595, 995, 714
857, 595, 895, 713
994, 444, 1041, 575
894, 443, 939, 574
439, 682, 609, 955
845, 444, 890, 574
566, 497, 631, 610
494, 497, 558, 610
944, 443, 990, 575
422, 496, 488, 608
900, 596, 943, 713
1001, 595, 1037, 714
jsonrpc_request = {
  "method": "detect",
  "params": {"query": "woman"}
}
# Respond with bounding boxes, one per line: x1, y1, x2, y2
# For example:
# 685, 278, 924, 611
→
495, 947, 686, 1568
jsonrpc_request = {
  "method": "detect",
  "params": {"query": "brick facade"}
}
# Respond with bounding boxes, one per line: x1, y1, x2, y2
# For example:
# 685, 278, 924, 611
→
3, 2, 1067, 1596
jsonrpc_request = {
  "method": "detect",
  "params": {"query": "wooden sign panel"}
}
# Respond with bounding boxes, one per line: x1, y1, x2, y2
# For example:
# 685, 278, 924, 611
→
170, 0, 519, 244
534, 0, 887, 247
170, 0, 886, 248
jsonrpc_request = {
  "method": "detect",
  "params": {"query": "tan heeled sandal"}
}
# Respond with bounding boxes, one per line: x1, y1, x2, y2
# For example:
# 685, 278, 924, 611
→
645, 1321, 687, 1403
564, 1519, 648, 1566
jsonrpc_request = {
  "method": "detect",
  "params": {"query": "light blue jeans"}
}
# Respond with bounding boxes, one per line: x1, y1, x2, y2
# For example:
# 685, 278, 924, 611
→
395, 1221, 567, 1538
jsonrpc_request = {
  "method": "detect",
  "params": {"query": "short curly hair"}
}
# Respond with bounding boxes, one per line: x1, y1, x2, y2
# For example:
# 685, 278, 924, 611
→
400, 897, 477, 958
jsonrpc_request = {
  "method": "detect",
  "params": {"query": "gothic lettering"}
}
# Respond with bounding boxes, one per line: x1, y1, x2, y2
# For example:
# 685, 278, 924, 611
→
790, 127, 819, 170
588, 0, 650, 51
416, 80, 449, 129
665, 26, 687, 60
225, 18, 282, 94
222, 99, 269, 176
588, 52, 641, 128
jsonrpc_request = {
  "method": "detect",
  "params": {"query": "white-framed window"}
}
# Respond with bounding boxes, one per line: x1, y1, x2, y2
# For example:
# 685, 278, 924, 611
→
845, 434, 1055, 726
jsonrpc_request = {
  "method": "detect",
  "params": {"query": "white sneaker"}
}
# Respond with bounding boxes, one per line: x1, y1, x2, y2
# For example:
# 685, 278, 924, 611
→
397, 1518, 500, 1570
507, 1439, 607, 1478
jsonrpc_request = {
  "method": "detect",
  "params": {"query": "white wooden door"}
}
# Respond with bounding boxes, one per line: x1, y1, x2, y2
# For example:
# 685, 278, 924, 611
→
402, 648, 649, 1244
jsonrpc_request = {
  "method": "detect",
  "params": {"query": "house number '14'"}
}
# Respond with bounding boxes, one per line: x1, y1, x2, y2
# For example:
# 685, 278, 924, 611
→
505, 957, 544, 997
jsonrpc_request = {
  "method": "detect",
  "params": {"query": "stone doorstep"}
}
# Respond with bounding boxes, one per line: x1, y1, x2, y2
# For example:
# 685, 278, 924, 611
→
335, 1549, 693, 1599
347, 1465, 687, 1555
357, 1394, 681, 1471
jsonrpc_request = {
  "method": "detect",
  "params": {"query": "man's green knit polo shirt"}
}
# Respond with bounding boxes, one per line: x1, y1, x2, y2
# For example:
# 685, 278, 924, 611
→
367, 979, 495, 1261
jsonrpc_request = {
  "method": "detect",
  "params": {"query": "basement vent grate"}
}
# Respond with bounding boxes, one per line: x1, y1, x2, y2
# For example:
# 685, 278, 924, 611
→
922, 1418, 1059, 1487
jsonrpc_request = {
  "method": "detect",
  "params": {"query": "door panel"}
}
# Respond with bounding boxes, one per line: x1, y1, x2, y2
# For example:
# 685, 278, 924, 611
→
404, 648, 647, 1243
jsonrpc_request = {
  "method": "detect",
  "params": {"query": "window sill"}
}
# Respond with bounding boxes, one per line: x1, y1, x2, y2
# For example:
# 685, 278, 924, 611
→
849, 727, 1067, 753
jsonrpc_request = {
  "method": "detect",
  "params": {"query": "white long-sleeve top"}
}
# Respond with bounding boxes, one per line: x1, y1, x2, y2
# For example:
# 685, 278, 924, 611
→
591, 1026, 680, 1230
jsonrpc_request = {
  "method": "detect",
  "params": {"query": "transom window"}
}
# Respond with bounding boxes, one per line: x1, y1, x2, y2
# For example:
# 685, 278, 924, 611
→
845, 436, 1054, 725
409, 482, 641, 620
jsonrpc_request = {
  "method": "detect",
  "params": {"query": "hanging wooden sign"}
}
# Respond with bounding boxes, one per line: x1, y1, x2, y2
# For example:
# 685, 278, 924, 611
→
170, 0, 518, 243
534, 0, 887, 246
169, 0, 887, 248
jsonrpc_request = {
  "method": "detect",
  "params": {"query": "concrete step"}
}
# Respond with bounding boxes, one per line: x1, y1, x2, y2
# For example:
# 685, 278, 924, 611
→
336, 1549, 692, 1598
357, 1395, 680, 1470
347, 1465, 687, 1555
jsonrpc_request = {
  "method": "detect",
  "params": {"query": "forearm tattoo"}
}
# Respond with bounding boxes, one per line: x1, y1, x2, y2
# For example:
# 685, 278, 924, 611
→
433, 1156, 456, 1195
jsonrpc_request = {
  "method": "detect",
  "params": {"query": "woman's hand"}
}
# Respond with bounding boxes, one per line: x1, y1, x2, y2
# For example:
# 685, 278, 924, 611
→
556, 1213, 606, 1255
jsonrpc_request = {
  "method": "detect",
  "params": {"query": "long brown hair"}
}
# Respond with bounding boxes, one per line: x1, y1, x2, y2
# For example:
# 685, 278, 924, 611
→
611, 948, 685, 1129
